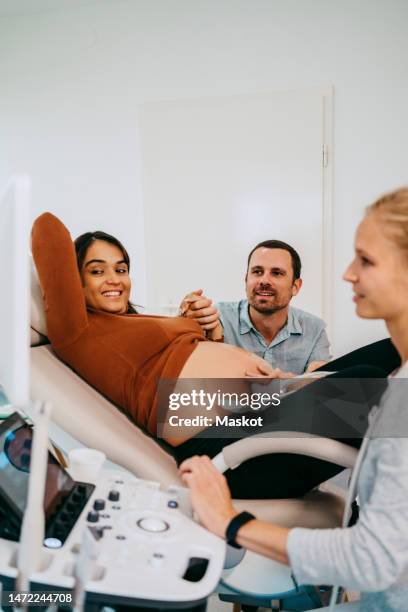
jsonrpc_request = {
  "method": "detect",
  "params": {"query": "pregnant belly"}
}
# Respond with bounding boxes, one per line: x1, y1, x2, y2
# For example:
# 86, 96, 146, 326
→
178, 341, 261, 378
163, 342, 264, 446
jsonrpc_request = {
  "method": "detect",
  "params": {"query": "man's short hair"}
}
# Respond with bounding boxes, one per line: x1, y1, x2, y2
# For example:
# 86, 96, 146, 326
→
247, 240, 302, 281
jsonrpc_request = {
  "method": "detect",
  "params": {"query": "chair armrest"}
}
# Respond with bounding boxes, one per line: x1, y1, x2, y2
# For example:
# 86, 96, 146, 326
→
212, 432, 358, 473
30, 345, 181, 486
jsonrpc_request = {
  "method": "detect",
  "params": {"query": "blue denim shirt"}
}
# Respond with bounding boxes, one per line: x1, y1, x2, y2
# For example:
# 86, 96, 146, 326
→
217, 300, 331, 374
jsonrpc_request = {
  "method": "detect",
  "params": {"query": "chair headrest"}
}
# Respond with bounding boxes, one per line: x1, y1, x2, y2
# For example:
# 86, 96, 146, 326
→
30, 257, 48, 341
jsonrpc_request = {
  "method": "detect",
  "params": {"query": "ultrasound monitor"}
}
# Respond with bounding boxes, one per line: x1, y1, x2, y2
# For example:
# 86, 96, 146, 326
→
0, 176, 30, 411
0, 412, 94, 544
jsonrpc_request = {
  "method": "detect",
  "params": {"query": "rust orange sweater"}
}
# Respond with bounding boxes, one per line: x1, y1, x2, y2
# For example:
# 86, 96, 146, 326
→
32, 213, 205, 435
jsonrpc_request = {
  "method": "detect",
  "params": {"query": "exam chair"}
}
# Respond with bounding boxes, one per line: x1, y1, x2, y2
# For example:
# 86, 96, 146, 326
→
30, 259, 354, 524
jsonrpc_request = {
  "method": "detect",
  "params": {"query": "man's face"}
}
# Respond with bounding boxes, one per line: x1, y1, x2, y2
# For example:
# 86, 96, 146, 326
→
245, 247, 302, 315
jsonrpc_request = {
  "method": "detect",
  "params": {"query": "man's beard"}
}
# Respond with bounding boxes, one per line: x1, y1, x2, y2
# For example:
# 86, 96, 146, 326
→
249, 288, 291, 315
250, 301, 287, 315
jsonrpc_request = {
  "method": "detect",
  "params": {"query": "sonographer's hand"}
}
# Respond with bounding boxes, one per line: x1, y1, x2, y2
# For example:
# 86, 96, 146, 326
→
179, 455, 238, 538
179, 289, 223, 339
181, 457, 290, 566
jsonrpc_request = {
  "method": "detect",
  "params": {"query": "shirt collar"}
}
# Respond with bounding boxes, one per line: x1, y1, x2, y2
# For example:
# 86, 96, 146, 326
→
238, 301, 303, 336
238, 300, 253, 334
287, 306, 303, 335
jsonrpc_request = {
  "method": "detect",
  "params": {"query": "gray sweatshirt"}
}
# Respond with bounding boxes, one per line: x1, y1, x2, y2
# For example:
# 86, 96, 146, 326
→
287, 364, 408, 612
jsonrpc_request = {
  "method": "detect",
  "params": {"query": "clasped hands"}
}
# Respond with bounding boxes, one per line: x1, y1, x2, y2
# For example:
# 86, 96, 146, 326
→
179, 289, 294, 380
179, 289, 223, 340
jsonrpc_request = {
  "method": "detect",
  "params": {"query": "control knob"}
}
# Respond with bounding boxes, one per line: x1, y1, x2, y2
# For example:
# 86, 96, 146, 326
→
108, 490, 120, 502
87, 510, 99, 523
93, 498, 106, 511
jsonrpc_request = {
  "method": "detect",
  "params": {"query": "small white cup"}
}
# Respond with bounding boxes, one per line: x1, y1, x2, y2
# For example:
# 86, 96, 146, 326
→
68, 448, 106, 483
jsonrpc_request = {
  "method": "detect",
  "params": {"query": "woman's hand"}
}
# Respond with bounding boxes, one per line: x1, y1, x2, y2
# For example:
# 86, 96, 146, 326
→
179, 455, 238, 538
180, 455, 291, 566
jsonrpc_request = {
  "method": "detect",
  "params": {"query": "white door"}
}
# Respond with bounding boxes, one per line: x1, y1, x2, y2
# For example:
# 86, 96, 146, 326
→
138, 88, 332, 324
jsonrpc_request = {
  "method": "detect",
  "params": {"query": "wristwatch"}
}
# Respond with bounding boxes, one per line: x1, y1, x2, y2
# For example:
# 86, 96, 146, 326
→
225, 511, 256, 548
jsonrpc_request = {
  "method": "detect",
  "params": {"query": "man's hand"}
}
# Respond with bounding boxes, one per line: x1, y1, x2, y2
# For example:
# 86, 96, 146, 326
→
179, 455, 238, 537
179, 289, 223, 340
306, 360, 327, 373
245, 357, 295, 380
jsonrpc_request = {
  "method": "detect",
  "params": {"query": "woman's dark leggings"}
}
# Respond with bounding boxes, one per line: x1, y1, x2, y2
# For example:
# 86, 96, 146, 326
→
172, 339, 399, 499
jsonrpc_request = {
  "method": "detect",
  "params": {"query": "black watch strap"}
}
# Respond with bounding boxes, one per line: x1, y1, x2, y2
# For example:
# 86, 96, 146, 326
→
225, 511, 256, 549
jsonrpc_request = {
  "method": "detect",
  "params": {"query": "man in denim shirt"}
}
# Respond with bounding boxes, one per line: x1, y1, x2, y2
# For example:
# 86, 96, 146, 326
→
181, 240, 331, 374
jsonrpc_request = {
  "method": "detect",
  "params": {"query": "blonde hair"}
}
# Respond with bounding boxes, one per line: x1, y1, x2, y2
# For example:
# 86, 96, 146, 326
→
367, 188, 408, 254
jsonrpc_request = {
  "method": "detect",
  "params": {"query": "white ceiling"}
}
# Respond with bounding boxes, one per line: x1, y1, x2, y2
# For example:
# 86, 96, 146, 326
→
0, 0, 110, 17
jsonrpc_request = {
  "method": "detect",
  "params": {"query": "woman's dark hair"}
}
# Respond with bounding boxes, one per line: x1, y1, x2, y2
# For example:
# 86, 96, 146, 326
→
74, 230, 137, 314
247, 239, 302, 281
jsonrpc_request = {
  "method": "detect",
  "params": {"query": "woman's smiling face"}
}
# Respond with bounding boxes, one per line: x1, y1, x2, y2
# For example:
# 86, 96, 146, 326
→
80, 239, 131, 314
343, 212, 408, 322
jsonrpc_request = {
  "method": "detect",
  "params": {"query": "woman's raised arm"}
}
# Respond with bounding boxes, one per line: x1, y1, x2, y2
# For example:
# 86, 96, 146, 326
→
31, 212, 88, 348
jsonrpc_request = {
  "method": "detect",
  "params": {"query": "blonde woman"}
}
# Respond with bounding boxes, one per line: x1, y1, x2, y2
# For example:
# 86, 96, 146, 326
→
180, 188, 408, 611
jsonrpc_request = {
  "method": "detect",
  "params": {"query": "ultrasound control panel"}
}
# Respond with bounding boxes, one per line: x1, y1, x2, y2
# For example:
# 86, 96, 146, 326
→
0, 471, 225, 607
0, 420, 225, 610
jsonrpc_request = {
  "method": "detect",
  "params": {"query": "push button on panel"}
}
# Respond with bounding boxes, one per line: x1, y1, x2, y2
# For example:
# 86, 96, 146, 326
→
137, 518, 169, 533
149, 552, 164, 568
44, 537, 62, 549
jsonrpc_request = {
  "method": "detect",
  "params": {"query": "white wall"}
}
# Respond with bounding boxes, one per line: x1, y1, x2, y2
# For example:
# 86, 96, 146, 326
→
1, 0, 407, 356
